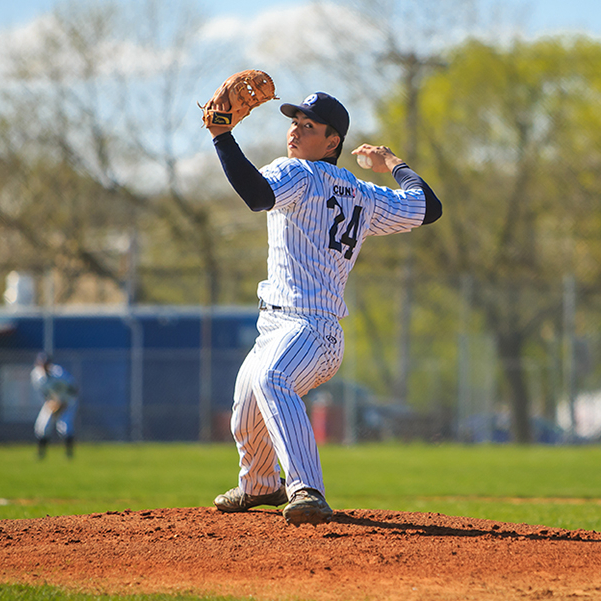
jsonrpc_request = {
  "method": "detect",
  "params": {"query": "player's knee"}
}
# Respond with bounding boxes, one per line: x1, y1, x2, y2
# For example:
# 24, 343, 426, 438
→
253, 368, 294, 400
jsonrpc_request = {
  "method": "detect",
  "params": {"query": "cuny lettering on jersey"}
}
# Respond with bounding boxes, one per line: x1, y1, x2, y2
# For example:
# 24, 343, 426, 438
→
332, 184, 356, 198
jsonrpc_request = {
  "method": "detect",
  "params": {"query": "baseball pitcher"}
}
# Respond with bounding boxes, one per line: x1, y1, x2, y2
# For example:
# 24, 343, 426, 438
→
200, 72, 442, 525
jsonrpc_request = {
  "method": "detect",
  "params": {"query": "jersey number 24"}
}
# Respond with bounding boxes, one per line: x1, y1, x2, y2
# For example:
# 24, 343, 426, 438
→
327, 196, 363, 260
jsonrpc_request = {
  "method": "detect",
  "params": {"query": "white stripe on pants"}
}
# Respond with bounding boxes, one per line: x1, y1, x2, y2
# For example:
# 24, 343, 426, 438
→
231, 310, 344, 498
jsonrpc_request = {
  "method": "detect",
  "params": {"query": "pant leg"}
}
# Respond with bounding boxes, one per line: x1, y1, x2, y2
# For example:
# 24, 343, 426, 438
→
56, 401, 77, 438
34, 403, 55, 440
231, 341, 282, 496
250, 312, 344, 498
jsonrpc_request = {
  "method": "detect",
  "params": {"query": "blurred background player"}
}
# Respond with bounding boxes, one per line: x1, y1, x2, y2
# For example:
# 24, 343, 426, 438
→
31, 353, 79, 459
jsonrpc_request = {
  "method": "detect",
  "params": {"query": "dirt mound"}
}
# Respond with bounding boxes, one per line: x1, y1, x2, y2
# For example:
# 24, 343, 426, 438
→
2, 507, 601, 600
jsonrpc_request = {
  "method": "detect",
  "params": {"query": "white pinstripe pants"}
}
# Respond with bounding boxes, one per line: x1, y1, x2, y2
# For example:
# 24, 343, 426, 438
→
34, 400, 77, 439
231, 309, 344, 499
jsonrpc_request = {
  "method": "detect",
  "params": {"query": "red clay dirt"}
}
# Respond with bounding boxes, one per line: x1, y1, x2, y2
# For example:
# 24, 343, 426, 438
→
1, 506, 601, 601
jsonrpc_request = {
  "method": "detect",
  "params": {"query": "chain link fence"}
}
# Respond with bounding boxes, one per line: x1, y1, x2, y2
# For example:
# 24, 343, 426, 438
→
0, 305, 257, 443
307, 271, 601, 445
1, 270, 601, 444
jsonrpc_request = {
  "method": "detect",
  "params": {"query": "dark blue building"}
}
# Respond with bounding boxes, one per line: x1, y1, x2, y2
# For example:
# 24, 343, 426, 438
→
0, 306, 258, 442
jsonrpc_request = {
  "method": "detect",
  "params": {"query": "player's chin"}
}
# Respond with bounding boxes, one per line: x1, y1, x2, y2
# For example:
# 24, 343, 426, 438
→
288, 149, 313, 161
288, 141, 307, 156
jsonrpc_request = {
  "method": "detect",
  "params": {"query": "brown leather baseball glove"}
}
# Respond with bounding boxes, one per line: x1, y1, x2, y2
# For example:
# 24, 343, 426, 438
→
198, 70, 278, 128
45, 398, 67, 415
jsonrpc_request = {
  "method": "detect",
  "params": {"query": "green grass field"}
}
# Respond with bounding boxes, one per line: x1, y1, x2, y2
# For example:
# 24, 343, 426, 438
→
2, 442, 601, 600
0, 585, 234, 601
1, 442, 600, 530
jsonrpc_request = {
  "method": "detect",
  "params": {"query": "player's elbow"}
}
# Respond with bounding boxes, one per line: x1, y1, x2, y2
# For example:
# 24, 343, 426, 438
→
243, 190, 276, 212
421, 187, 442, 225
422, 202, 442, 224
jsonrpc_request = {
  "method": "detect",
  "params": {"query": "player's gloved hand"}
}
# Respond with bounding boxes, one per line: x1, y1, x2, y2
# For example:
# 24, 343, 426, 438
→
45, 398, 67, 415
206, 105, 235, 138
351, 144, 405, 174
203, 99, 234, 138
199, 70, 278, 139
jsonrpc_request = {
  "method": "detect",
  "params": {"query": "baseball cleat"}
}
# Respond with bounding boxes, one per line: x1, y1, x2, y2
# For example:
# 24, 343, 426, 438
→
214, 479, 288, 512
283, 488, 333, 526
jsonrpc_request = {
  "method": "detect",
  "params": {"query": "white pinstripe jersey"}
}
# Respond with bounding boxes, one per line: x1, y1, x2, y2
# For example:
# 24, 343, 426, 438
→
31, 365, 77, 405
258, 157, 426, 319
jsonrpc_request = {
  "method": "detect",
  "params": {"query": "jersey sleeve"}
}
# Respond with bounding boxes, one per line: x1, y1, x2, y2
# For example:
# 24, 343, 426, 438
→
260, 158, 309, 210
365, 183, 426, 236
30, 367, 48, 398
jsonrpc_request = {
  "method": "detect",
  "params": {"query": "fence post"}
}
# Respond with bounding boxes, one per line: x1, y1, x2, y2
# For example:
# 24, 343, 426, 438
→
129, 312, 144, 442
125, 228, 138, 306
482, 333, 496, 442
563, 274, 577, 441
43, 271, 54, 357
457, 274, 473, 441
343, 278, 358, 445
396, 261, 413, 408
199, 307, 213, 442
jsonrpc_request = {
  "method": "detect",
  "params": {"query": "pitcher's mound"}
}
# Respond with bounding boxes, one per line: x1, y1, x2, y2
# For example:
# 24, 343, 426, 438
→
2, 507, 601, 600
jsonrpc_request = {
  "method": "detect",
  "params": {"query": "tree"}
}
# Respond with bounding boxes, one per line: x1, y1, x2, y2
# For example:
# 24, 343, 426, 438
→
381, 36, 601, 441
0, 0, 237, 305
0, 151, 134, 304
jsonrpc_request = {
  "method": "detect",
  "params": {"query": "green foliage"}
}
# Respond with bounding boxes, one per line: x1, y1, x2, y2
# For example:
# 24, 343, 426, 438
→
382, 35, 601, 281
1, 443, 600, 531
0, 0, 276, 308
369, 35, 601, 441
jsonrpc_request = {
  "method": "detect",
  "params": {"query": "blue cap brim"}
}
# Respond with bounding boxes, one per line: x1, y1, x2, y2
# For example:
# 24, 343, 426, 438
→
280, 103, 328, 125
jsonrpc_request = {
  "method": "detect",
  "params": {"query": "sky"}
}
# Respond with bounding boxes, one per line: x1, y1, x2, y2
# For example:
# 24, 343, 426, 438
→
0, 0, 600, 37
0, 0, 599, 192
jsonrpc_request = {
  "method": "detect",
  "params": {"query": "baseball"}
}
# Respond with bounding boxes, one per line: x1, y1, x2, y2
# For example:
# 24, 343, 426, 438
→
356, 154, 373, 169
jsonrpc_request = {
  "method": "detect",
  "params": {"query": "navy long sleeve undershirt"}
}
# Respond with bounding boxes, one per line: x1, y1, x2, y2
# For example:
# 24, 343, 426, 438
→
213, 132, 275, 211
213, 131, 442, 224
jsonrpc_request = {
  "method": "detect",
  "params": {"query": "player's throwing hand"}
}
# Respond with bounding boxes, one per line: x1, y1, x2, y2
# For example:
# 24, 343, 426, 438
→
351, 144, 405, 173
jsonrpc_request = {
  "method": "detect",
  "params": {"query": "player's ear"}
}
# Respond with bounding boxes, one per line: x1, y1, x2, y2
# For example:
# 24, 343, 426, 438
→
326, 135, 340, 152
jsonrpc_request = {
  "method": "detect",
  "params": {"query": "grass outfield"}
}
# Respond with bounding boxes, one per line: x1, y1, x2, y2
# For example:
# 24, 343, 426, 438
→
0, 584, 234, 600
0, 584, 236, 600
1, 442, 600, 531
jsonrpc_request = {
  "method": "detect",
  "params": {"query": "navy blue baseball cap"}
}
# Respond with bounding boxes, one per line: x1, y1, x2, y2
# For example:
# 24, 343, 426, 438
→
280, 92, 350, 139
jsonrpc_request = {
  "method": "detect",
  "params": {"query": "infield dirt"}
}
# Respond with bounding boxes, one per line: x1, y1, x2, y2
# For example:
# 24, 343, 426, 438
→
2, 506, 601, 600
